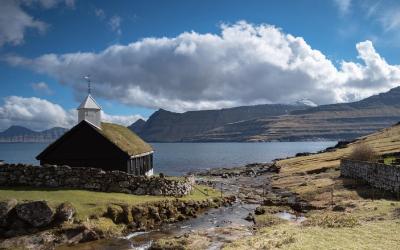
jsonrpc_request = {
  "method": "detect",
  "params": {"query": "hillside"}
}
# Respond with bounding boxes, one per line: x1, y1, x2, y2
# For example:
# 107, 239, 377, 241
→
0, 126, 67, 142
184, 87, 400, 142
135, 104, 308, 142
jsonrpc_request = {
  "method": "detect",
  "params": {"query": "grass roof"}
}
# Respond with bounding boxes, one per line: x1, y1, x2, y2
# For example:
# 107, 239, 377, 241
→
98, 122, 153, 156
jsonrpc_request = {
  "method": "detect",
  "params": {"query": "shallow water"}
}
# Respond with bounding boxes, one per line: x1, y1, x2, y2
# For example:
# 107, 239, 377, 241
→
276, 211, 306, 223
57, 202, 258, 250
0, 141, 336, 176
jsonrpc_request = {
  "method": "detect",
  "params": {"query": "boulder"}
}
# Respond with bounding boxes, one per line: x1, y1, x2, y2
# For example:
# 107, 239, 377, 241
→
244, 213, 255, 222
55, 202, 76, 222
0, 199, 17, 227
254, 206, 266, 215
15, 201, 54, 227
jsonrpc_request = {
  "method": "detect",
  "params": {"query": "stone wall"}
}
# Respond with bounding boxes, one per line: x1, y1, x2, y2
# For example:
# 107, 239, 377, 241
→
340, 159, 400, 193
0, 164, 193, 196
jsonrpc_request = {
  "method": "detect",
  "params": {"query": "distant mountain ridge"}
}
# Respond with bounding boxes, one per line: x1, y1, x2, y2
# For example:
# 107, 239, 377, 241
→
0, 126, 67, 142
130, 86, 400, 142
130, 103, 311, 142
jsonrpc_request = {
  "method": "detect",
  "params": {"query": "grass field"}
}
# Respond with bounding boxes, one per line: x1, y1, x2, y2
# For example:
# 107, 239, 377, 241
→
0, 185, 220, 220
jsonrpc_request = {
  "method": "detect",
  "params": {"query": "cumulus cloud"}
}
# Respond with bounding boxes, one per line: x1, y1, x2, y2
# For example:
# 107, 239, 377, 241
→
0, 0, 47, 46
31, 82, 53, 95
5, 21, 400, 112
0, 0, 76, 47
0, 96, 74, 131
0, 96, 145, 131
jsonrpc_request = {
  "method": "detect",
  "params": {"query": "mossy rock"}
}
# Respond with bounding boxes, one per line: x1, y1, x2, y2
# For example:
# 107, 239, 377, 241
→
105, 204, 124, 224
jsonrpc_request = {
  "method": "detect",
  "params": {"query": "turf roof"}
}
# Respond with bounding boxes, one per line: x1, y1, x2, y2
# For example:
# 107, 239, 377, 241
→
98, 122, 153, 156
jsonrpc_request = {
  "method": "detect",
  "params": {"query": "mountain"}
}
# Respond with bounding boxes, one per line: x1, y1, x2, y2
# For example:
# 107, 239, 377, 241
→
0, 126, 68, 142
186, 86, 400, 142
131, 86, 400, 142
294, 98, 318, 107
131, 104, 311, 142
128, 119, 146, 134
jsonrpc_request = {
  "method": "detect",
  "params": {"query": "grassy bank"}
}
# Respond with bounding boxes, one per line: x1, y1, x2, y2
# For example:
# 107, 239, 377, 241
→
223, 124, 400, 249
225, 199, 400, 249
0, 185, 220, 220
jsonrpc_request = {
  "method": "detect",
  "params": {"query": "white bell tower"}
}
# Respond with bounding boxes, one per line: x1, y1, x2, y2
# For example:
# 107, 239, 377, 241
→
77, 76, 102, 128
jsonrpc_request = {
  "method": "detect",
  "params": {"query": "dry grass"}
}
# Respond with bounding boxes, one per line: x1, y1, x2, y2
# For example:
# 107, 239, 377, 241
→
302, 212, 359, 228
274, 124, 400, 203
231, 124, 400, 249
224, 220, 400, 250
347, 143, 378, 162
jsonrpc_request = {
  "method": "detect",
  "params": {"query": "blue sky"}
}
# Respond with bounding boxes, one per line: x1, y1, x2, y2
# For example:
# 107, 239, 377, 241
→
1, 0, 400, 130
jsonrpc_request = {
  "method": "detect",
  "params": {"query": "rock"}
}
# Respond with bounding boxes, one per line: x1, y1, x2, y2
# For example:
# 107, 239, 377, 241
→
255, 206, 266, 215
0, 199, 17, 227
80, 229, 100, 243
244, 213, 255, 222
105, 204, 124, 224
332, 205, 346, 212
56, 202, 76, 222
15, 201, 54, 228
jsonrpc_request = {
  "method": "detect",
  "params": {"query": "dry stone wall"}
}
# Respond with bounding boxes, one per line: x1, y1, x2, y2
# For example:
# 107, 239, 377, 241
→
0, 164, 193, 196
340, 159, 400, 193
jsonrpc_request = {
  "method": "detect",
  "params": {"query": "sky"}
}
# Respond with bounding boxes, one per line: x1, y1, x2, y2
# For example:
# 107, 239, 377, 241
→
1, 0, 400, 131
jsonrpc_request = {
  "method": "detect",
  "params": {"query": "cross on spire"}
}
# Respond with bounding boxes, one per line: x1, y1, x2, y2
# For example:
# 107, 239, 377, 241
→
84, 75, 91, 94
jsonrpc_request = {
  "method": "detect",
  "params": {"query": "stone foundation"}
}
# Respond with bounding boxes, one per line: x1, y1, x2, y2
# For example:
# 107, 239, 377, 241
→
0, 164, 193, 196
340, 159, 400, 193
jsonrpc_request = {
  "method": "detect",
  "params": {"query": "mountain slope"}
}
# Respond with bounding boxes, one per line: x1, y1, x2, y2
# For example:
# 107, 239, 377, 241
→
185, 87, 400, 142
0, 126, 67, 142
130, 86, 400, 142
135, 104, 308, 142
128, 119, 146, 134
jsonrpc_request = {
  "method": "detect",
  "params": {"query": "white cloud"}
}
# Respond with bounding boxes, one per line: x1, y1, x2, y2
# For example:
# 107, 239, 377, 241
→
378, 7, 400, 31
31, 82, 53, 95
358, 0, 400, 32
333, 0, 351, 15
108, 15, 122, 35
0, 96, 144, 131
5, 21, 400, 112
0, 96, 74, 131
102, 112, 144, 126
0, 0, 47, 46
0, 0, 76, 47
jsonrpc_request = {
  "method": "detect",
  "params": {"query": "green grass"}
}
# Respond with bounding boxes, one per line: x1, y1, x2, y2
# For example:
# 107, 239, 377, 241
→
384, 156, 396, 165
0, 185, 219, 220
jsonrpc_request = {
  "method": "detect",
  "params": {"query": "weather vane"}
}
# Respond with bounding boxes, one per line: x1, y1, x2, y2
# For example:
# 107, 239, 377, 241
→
84, 75, 91, 94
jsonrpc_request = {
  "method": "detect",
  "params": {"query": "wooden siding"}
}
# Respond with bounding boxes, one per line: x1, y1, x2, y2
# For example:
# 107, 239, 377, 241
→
127, 154, 153, 175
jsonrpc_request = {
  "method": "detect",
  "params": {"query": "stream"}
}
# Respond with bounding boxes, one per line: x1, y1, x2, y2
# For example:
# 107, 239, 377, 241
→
58, 202, 258, 250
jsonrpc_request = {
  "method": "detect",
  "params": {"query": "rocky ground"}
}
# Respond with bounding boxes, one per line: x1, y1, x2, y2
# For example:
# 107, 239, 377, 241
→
149, 162, 308, 249
150, 153, 400, 250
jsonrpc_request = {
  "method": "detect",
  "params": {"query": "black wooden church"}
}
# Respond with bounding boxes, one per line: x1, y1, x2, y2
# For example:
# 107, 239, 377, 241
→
36, 89, 154, 176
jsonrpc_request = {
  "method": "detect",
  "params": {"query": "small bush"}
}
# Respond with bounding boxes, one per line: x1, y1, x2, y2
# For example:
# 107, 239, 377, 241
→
347, 143, 378, 162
